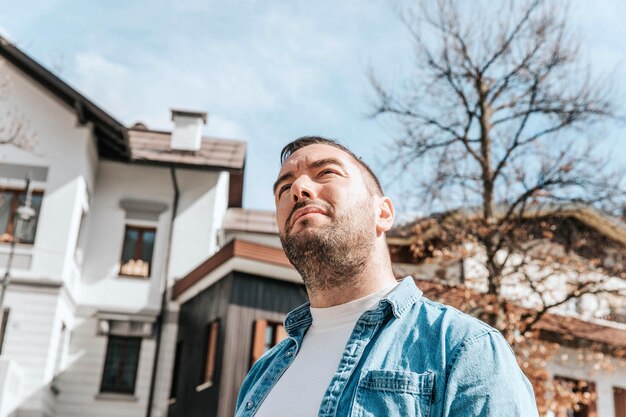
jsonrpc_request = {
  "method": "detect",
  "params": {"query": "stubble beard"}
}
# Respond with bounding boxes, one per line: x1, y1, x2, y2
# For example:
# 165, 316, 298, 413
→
280, 199, 376, 293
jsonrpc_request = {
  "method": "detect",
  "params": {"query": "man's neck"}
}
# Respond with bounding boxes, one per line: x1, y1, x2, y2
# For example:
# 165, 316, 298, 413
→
307, 263, 397, 308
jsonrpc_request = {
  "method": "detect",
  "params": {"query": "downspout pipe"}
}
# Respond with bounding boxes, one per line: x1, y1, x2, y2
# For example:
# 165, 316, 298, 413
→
147, 166, 179, 417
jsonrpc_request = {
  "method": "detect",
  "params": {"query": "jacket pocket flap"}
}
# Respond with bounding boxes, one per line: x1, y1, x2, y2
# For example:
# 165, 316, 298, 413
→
358, 370, 434, 395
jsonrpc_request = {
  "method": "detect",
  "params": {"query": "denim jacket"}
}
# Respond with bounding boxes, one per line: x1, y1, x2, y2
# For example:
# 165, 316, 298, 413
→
235, 277, 539, 417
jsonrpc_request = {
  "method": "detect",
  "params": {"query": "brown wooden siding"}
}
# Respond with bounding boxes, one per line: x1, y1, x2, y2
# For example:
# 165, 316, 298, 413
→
217, 272, 307, 417
167, 274, 232, 417
172, 239, 293, 300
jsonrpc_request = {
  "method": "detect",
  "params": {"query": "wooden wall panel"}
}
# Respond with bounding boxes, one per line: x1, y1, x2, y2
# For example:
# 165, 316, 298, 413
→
217, 272, 307, 417
167, 274, 231, 417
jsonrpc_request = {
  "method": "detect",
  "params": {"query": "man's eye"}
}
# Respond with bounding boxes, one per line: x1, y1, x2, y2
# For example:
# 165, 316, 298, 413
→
278, 184, 291, 197
320, 169, 335, 176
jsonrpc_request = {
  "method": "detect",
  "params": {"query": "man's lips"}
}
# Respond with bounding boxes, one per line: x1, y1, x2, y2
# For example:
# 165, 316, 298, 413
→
291, 206, 327, 226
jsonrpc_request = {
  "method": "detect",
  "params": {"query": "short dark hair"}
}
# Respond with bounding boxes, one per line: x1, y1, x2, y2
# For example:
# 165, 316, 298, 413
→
279, 136, 384, 195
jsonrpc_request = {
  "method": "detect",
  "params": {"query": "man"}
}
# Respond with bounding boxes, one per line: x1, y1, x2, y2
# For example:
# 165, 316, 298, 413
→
235, 136, 538, 417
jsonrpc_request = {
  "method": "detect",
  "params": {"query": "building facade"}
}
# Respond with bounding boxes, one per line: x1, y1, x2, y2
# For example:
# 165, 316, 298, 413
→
0, 36, 245, 417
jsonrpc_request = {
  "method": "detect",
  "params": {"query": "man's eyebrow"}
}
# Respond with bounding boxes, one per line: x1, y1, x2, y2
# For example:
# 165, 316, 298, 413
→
310, 158, 346, 170
273, 172, 294, 194
272, 158, 347, 194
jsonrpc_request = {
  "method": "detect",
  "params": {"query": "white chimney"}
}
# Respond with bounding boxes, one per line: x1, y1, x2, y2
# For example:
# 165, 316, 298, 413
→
170, 109, 208, 151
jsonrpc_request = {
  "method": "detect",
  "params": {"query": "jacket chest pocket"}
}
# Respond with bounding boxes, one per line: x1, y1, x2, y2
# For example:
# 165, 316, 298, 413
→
353, 369, 434, 417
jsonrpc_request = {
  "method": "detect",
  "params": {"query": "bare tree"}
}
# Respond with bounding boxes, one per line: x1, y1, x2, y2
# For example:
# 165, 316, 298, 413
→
0, 58, 38, 244
370, 0, 625, 414
0, 58, 37, 151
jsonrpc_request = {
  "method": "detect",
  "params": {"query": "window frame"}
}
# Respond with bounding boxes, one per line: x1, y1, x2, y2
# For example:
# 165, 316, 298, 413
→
615, 386, 626, 417
199, 319, 220, 388
250, 319, 287, 367
100, 335, 142, 395
0, 188, 44, 245
118, 224, 157, 278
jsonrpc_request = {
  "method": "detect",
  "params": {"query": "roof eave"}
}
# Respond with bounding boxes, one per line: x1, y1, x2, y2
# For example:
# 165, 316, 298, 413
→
0, 35, 130, 160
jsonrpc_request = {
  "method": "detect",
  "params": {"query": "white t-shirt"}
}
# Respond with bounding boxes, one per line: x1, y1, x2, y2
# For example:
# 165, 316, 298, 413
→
254, 283, 398, 417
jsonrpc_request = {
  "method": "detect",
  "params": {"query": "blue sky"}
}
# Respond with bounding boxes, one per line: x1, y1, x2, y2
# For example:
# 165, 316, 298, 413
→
1, 1, 624, 218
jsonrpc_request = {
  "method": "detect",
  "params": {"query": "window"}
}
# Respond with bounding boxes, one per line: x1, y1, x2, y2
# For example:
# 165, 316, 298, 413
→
554, 376, 597, 417
119, 225, 156, 278
169, 341, 183, 401
0, 308, 10, 354
250, 320, 287, 366
201, 320, 220, 386
0, 189, 43, 244
100, 336, 141, 394
615, 387, 626, 417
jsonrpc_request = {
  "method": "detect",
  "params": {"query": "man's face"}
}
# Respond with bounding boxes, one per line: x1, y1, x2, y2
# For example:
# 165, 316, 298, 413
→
273, 144, 380, 290
274, 144, 374, 240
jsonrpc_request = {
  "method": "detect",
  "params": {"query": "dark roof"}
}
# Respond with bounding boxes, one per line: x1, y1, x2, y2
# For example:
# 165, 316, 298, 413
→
0, 35, 129, 160
415, 279, 626, 353
128, 128, 245, 171
389, 205, 626, 244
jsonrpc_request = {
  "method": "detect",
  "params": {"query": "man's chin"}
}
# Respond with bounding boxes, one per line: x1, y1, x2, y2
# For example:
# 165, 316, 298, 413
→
287, 217, 325, 234
282, 221, 328, 242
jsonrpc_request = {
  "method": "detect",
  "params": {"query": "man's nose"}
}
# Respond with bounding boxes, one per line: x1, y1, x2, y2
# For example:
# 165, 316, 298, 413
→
290, 176, 316, 203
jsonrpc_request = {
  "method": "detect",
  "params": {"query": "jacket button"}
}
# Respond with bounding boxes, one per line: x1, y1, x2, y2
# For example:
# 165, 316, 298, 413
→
286, 350, 293, 357
246, 400, 254, 409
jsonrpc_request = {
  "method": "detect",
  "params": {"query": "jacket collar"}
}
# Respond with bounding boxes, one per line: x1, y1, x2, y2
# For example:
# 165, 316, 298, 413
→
379, 276, 423, 319
284, 276, 422, 333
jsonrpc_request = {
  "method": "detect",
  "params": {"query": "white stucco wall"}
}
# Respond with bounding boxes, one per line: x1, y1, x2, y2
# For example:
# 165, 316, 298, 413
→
0, 56, 98, 417
0, 56, 97, 297
167, 168, 223, 281
0, 285, 61, 417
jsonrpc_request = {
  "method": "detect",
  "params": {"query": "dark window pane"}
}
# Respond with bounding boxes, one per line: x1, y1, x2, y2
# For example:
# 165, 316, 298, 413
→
140, 230, 155, 274
16, 192, 42, 243
554, 376, 597, 417
0, 192, 14, 235
121, 229, 139, 263
264, 325, 274, 352
101, 336, 141, 394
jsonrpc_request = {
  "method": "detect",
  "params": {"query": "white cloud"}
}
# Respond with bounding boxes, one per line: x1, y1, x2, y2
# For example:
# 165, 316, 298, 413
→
206, 114, 248, 140
75, 52, 128, 83
73, 52, 131, 120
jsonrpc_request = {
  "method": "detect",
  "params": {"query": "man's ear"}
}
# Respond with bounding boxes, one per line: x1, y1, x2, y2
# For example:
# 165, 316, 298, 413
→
375, 196, 395, 235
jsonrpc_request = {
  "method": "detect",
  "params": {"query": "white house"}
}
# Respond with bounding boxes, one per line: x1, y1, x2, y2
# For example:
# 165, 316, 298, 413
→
388, 208, 626, 417
0, 35, 245, 417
